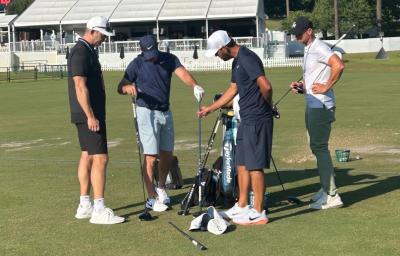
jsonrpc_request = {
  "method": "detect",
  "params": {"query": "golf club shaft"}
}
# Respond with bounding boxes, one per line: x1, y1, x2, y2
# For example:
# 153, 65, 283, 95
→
271, 156, 286, 192
132, 97, 148, 213
169, 222, 207, 251
274, 24, 356, 107
197, 100, 203, 213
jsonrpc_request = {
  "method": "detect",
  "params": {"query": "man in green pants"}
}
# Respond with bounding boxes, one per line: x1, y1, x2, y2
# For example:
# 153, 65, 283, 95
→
290, 17, 345, 210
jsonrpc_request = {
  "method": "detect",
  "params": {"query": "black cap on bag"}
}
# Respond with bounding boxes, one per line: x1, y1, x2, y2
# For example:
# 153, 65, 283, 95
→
291, 16, 313, 36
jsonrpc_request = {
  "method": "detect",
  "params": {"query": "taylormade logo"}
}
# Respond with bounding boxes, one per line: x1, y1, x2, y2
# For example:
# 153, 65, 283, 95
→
223, 142, 233, 184
292, 22, 296, 28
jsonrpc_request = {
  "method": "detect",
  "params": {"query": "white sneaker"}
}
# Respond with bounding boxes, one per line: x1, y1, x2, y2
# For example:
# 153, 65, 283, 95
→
233, 208, 269, 225
310, 192, 343, 210
156, 187, 171, 205
310, 188, 324, 202
145, 197, 168, 212
219, 203, 249, 220
89, 208, 125, 224
75, 204, 93, 219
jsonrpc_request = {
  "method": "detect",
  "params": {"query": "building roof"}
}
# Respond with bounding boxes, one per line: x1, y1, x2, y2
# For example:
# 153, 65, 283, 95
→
14, 0, 78, 27
0, 14, 17, 27
61, 0, 121, 25
13, 0, 263, 27
110, 0, 164, 23
207, 0, 259, 19
157, 0, 210, 21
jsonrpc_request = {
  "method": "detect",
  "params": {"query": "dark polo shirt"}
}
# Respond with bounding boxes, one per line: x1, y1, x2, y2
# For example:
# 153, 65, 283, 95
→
68, 38, 106, 123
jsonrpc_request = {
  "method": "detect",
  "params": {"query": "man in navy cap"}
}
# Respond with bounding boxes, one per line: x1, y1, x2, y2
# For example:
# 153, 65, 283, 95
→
289, 16, 345, 210
117, 35, 204, 212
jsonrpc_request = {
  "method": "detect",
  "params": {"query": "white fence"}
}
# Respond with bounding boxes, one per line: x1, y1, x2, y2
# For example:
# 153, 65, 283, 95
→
101, 57, 303, 72
1, 37, 263, 53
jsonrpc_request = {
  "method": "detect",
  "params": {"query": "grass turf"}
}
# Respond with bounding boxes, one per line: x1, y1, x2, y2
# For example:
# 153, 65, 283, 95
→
1, 52, 400, 256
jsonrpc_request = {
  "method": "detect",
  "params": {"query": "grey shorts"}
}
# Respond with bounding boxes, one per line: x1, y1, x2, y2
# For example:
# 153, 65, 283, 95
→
235, 119, 273, 171
136, 106, 174, 155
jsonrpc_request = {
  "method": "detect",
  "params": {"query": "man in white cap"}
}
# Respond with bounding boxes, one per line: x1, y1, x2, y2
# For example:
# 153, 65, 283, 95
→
117, 35, 204, 212
67, 16, 124, 224
199, 31, 273, 225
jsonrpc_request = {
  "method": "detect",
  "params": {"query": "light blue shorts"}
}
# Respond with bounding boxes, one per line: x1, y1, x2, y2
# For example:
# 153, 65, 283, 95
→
136, 106, 174, 155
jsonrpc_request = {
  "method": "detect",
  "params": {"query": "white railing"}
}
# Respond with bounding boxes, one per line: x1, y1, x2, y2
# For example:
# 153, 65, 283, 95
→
6, 37, 263, 53
101, 57, 303, 72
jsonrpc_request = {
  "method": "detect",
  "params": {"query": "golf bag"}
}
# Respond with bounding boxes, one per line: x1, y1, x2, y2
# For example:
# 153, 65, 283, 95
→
184, 168, 221, 207
217, 113, 238, 206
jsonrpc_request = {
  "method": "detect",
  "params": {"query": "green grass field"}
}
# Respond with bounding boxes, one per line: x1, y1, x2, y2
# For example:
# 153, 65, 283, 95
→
1, 52, 400, 256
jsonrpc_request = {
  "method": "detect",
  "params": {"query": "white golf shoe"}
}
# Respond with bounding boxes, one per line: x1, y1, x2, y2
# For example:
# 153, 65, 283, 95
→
89, 207, 125, 224
145, 197, 168, 212
233, 208, 269, 225
219, 203, 249, 220
310, 192, 343, 210
310, 188, 324, 202
75, 204, 93, 219
156, 187, 171, 205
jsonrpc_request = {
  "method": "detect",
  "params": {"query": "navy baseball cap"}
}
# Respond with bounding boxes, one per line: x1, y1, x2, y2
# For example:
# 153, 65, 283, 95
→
139, 35, 159, 60
291, 16, 313, 36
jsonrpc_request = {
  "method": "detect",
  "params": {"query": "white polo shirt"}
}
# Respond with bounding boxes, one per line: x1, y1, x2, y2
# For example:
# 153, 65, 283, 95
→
303, 38, 335, 109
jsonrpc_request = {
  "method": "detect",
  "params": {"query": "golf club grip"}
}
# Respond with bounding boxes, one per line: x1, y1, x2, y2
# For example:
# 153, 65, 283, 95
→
169, 222, 207, 250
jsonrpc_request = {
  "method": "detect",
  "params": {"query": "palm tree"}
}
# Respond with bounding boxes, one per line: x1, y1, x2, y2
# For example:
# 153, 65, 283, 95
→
376, 0, 382, 35
334, 0, 339, 39
286, 0, 290, 18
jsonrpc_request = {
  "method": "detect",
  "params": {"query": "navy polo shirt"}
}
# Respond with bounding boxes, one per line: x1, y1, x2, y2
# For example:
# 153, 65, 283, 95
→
123, 51, 182, 111
231, 46, 272, 124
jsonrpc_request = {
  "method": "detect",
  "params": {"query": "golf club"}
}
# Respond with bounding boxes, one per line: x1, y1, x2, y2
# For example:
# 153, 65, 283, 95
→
169, 222, 207, 251
193, 99, 204, 216
273, 24, 356, 109
271, 156, 302, 205
131, 96, 153, 221
179, 99, 217, 216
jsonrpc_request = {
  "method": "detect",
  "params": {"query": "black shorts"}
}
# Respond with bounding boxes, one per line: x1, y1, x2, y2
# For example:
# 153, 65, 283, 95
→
235, 118, 273, 171
75, 121, 108, 155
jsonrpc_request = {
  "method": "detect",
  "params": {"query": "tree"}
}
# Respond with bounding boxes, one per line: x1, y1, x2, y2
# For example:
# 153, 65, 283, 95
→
334, 0, 339, 39
281, 10, 312, 32
265, 0, 314, 18
6, 0, 33, 15
376, 0, 382, 35
341, 0, 374, 38
286, 0, 290, 17
312, 0, 334, 38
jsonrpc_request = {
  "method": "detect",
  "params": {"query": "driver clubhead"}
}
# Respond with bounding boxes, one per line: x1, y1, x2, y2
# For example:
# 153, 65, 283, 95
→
138, 211, 153, 221
288, 196, 302, 205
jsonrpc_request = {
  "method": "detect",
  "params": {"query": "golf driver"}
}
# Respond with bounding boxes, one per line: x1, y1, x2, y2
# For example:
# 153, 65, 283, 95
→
131, 96, 153, 221
169, 222, 207, 251
271, 156, 302, 205
273, 24, 356, 111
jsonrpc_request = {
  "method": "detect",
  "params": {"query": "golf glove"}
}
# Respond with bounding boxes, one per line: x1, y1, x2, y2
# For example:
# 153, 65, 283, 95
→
193, 85, 205, 102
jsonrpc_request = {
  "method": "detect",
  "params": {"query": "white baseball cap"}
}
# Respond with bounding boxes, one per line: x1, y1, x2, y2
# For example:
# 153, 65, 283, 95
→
87, 16, 115, 37
206, 30, 231, 57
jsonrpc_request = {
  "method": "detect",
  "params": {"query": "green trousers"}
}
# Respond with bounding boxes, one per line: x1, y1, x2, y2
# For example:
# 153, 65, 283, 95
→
305, 106, 337, 196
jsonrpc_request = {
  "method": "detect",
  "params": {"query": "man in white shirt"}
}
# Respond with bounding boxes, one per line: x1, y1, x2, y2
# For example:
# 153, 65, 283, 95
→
290, 17, 345, 210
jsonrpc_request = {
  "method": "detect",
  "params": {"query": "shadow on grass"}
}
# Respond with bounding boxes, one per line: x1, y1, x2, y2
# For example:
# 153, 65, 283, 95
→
265, 168, 400, 221
117, 167, 400, 221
